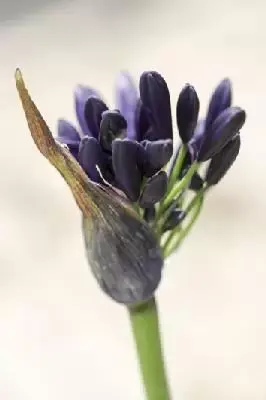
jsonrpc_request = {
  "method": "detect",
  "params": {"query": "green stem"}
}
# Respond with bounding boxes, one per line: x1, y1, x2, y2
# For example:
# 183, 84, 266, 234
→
167, 144, 187, 190
129, 298, 171, 400
163, 192, 204, 258
163, 162, 199, 209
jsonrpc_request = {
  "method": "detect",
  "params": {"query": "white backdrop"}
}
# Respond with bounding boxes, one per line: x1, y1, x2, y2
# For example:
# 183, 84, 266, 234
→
0, 0, 266, 398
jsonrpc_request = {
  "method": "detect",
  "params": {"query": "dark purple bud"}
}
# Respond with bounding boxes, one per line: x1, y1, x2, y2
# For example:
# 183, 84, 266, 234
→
135, 99, 151, 141
176, 84, 199, 144
139, 71, 173, 140
115, 72, 138, 140
74, 85, 99, 135
84, 96, 108, 139
141, 139, 173, 177
138, 171, 168, 208
206, 135, 241, 185
78, 136, 106, 183
99, 110, 127, 153
144, 206, 156, 222
163, 209, 185, 232
112, 139, 142, 202
198, 107, 246, 161
205, 78, 232, 129
57, 119, 80, 146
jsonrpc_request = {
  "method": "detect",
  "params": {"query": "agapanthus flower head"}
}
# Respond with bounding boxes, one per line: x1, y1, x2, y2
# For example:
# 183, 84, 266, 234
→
16, 67, 246, 304
57, 71, 173, 206
56, 70, 246, 251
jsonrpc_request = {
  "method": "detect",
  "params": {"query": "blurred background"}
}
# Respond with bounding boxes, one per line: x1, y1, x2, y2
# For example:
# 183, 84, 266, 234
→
0, 0, 265, 398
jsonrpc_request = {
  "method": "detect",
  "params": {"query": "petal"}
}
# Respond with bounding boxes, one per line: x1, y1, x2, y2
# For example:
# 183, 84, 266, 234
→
176, 84, 199, 143
57, 119, 80, 145
138, 171, 168, 208
206, 135, 241, 185
141, 139, 173, 177
199, 106, 246, 161
112, 139, 142, 201
78, 136, 107, 183
139, 71, 173, 140
135, 99, 151, 141
84, 96, 108, 139
74, 84, 99, 135
115, 71, 138, 140
163, 209, 185, 232
99, 110, 127, 152
205, 78, 232, 128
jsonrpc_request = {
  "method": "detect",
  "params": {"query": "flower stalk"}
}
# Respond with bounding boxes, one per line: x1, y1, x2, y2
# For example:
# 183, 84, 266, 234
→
129, 298, 171, 400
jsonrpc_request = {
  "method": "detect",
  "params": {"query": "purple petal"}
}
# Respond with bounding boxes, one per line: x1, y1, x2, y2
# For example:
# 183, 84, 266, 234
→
135, 99, 151, 141
115, 72, 138, 140
74, 85, 99, 135
112, 139, 142, 202
205, 78, 232, 129
138, 171, 168, 208
176, 84, 199, 144
141, 139, 173, 177
57, 119, 80, 145
187, 119, 206, 161
78, 136, 107, 183
206, 135, 241, 185
84, 96, 108, 139
67, 144, 80, 160
199, 106, 245, 161
139, 71, 173, 140
99, 110, 127, 152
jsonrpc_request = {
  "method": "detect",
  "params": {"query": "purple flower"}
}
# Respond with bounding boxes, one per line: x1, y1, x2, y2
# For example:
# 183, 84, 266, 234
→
57, 71, 173, 206
176, 84, 199, 144
58, 72, 246, 214
206, 135, 241, 185
166, 78, 246, 194
183, 79, 246, 162
139, 71, 173, 141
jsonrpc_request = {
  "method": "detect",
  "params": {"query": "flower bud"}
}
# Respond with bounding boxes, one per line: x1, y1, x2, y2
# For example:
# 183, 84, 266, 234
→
176, 84, 199, 144
206, 135, 241, 185
82, 204, 162, 305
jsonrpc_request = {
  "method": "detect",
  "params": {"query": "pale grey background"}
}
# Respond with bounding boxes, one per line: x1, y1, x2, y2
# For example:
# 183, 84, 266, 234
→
0, 0, 265, 399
